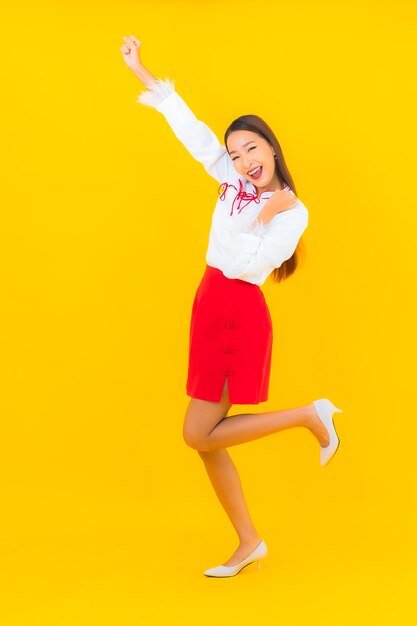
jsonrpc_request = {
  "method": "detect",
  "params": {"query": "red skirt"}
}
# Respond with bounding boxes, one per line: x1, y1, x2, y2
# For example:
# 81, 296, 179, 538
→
186, 264, 273, 404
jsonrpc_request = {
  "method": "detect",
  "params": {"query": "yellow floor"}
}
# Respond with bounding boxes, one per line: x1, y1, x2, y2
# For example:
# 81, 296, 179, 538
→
1, 518, 414, 625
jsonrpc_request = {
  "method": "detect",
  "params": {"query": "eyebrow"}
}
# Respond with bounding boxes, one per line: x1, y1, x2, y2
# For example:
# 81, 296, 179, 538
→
229, 141, 257, 155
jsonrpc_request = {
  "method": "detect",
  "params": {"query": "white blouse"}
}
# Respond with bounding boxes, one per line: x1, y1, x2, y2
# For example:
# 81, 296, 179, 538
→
137, 78, 309, 286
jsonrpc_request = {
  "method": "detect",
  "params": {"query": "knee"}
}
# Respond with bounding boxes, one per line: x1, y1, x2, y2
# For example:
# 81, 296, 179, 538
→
182, 425, 201, 450
182, 423, 209, 451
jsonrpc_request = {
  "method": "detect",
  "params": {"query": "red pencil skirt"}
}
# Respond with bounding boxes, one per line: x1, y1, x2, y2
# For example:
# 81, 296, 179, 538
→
186, 264, 273, 404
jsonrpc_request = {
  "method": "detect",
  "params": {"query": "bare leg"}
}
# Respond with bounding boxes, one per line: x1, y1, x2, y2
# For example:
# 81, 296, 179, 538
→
183, 381, 330, 566
198, 448, 262, 566
184, 381, 263, 566
202, 403, 330, 451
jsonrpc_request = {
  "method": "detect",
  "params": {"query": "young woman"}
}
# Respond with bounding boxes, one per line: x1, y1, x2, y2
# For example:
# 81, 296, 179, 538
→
120, 35, 343, 578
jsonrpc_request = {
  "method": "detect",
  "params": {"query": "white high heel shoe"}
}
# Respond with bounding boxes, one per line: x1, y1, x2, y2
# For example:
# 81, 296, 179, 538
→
312, 399, 343, 467
204, 540, 268, 578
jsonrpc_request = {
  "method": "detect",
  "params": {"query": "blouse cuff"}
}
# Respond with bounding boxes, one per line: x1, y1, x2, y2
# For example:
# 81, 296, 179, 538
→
245, 218, 268, 238
137, 77, 176, 108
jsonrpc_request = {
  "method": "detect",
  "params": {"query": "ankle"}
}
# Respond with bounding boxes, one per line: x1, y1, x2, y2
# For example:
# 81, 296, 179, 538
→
304, 403, 318, 429
238, 532, 262, 547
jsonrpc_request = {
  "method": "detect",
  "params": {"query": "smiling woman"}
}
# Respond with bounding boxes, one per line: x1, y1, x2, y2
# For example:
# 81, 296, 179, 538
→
120, 33, 343, 579
229, 137, 276, 187
224, 114, 303, 284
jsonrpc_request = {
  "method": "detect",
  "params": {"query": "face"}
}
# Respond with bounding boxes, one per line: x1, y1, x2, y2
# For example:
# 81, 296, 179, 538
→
226, 130, 282, 195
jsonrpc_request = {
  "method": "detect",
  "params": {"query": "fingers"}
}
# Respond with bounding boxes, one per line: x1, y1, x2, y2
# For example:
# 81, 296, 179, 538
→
281, 192, 297, 206
271, 189, 298, 213
120, 35, 140, 54
123, 35, 140, 48
280, 194, 298, 211
129, 35, 140, 46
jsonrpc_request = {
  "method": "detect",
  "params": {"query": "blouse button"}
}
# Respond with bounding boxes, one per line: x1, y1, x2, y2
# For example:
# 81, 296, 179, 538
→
218, 367, 235, 377
224, 320, 239, 330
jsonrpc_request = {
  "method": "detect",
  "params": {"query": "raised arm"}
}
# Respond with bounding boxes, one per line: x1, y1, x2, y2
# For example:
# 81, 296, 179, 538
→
120, 35, 157, 83
120, 35, 234, 184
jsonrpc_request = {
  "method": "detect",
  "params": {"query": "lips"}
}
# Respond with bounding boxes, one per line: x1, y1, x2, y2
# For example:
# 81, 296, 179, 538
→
248, 166, 263, 180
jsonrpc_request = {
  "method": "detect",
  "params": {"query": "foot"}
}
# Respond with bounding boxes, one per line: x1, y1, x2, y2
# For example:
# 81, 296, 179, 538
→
307, 403, 330, 447
222, 536, 263, 567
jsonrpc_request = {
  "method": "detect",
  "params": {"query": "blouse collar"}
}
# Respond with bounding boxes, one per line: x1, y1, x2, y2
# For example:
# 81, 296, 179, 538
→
218, 179, 287, 216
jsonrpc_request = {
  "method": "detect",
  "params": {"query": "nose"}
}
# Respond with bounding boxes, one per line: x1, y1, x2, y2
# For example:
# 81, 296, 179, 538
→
242, 157, 254, 170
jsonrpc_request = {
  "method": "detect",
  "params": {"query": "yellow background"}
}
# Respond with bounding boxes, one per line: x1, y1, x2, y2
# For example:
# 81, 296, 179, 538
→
1, 0, 416, 623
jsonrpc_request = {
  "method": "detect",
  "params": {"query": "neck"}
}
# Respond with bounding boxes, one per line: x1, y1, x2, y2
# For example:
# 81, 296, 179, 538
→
255, 181, 284, 199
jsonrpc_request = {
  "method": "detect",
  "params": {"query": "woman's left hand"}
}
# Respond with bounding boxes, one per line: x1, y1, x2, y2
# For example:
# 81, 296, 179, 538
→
256, 189, 298, 225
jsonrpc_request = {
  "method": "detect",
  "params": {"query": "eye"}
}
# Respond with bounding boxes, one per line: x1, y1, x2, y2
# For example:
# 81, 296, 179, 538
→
231, 146, 256, 161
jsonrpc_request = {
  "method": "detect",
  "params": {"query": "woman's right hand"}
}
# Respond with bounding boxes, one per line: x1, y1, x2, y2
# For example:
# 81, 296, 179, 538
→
120, 35, 143, 73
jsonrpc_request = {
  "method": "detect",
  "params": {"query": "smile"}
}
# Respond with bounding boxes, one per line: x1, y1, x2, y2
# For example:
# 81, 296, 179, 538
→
247, 166, 263, 180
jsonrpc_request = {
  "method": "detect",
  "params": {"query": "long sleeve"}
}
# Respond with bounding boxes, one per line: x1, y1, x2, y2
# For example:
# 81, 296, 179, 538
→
222, 205, 308, 281
137, 78, 234, 184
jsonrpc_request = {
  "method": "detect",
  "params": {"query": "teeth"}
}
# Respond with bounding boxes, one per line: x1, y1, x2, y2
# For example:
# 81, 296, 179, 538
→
249, 166, 261, 176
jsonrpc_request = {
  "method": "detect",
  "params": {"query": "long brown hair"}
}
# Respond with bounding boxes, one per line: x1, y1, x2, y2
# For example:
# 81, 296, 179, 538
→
224, 115, 305, 283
